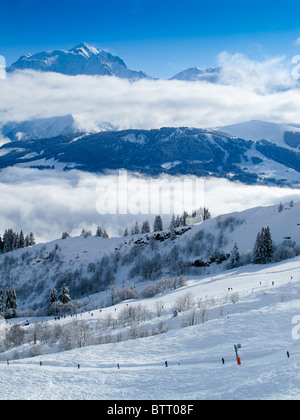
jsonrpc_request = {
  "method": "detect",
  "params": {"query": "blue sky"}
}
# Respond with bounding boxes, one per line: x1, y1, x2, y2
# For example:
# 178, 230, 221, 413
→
1, 0, 300, 78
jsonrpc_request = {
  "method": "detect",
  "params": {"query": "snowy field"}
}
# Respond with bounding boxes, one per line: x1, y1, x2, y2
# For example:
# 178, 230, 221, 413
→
1, 256, 300, 400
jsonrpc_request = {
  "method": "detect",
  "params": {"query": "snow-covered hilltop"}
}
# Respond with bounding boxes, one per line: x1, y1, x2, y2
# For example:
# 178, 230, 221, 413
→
0, 201, 299, 313
217, 120, 300, 149
0, 123, 299, 186
7, 43, 151, 81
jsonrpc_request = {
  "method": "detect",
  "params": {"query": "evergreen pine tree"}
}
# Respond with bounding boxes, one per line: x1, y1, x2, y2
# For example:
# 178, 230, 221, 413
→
13, 233, 20, 250
153, 215, 163, 232
24, 234, 30, 247
48, 288, 63, 315
29, 232, 36, 246
3, 229, 14, 253
50, 288, 59, 303
203, 207, 212, 220
170, 223, 176, 240
102, 229, 109, 239
59, 284, 71, 304
0, 289, 4, 316
253, 232, 262, 264
253, 226, 274, 264
141, 220, 151, 234
19, 230, 25, 248
96, 226, 103, 237
62, 232, 70, 239
169, 213, 177, 240
230, 243, 240, 268
132, 221, 140, 235
182, 211, 188, 226
169, 214, 176, 230
262, 226, 273, 263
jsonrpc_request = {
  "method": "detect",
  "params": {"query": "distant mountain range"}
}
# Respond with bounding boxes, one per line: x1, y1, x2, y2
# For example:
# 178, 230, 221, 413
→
0, 122, 300, 187
7, 43, 221, 82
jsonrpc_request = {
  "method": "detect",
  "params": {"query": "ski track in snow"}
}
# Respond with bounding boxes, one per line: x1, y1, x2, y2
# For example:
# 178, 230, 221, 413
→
1, 256, 300, 399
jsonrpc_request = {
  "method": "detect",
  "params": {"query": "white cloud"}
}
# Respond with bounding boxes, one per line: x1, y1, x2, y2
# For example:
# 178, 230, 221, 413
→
217, 51, 296, 94
0, 167, 299, 243
0, 54, 299, 134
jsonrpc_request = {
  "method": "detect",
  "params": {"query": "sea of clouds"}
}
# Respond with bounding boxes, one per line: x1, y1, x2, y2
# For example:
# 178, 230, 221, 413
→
0, 167, 299, 243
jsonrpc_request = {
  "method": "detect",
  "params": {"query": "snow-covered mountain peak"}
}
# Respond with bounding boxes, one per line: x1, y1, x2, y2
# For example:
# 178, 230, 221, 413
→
68, 42, 100, 57
170, 66, 221, 82
7, 43, 151, 80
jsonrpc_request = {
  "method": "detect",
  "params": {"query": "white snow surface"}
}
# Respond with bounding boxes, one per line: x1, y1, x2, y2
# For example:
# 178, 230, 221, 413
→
1, 202, 300, 399
1, 257, 300, 400
217, 120, 300, 148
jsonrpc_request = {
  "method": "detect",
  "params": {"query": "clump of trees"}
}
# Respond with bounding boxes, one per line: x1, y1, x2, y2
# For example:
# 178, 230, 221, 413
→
226, 224, 299, 269
123, 217, 164, 237
123, 207, 212, 237
140, 276, 187, 298
62, 226, 110, 240
48, 284, 78, 315
226, 226, 273, 269
0, 229, 35, 254
95, 226, 109, 238
253, 226, 274, 264
81, 227, 109, 238
107, 283, 138, 306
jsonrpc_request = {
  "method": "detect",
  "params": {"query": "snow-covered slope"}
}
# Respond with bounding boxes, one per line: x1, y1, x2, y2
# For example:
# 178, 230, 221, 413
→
7, 43, 151, 81
1, 125, 300, 186
1, 255, 300, 400
1, 201, 300, 312
1, 202, 300, 399
2, 115, 77, 141
1, 115, 116, 142
217, 120, 300, 149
